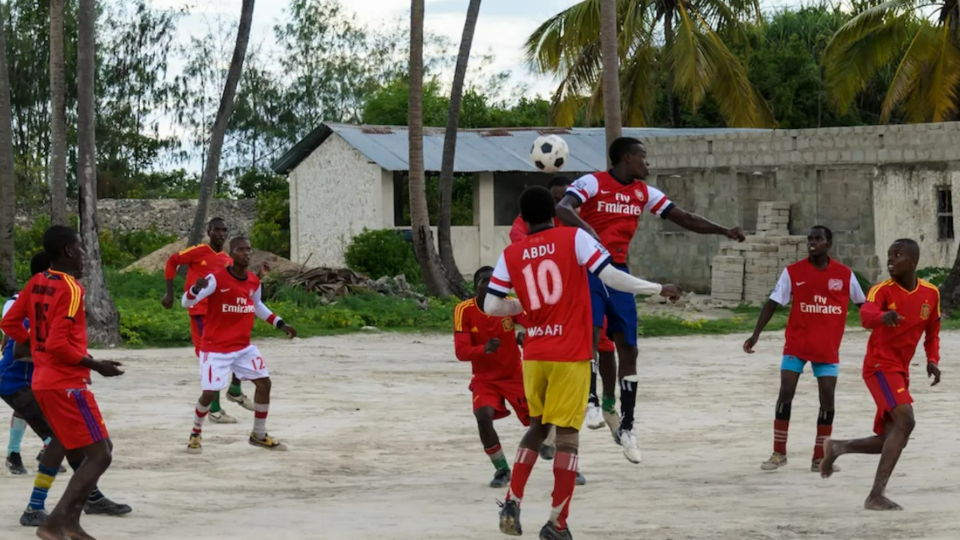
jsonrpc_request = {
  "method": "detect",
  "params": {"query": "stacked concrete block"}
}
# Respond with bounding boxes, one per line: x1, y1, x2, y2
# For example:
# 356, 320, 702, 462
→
710, 256, 745, 304
756, 201, 791, 237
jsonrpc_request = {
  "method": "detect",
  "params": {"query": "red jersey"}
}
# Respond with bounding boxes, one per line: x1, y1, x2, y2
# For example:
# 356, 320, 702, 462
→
165, 244, 233, 316
861, 279, 940, 375
0, 270, 90, 390
568, 171, 672, 264
509, 215, 563, 245
453, 298, 523, 382
769, 259, 866, 364
488, 227, 611, 362
183, 267, 280, 353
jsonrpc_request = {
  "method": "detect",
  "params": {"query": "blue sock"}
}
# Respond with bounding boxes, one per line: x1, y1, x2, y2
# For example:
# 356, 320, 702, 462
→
69, 460, 104, 502
8, 416, 26, 454
29, 465, 60, 511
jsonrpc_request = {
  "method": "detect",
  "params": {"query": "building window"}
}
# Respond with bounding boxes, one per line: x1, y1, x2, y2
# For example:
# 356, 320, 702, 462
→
937, 188, 954, 240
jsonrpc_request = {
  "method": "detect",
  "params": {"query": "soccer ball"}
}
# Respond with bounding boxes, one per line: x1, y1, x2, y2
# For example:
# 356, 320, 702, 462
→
530, 135, 569, 173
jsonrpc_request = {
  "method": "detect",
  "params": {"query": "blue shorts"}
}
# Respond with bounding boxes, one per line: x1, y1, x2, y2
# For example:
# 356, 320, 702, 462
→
781, 356, 839, 378
588, 264, 638, 347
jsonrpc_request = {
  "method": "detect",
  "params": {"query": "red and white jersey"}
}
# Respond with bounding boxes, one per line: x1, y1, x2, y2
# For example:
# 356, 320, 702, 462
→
769, 259, 866, 364
182, 267, 283, 353
568, 171, 672, 264
488, 227, 611, 362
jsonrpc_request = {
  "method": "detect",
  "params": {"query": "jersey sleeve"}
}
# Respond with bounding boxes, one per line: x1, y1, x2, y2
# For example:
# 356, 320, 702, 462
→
252, 285, 283, 328
45, 286, 85, 364
574, 229, 612, 275
567, 174, 599, 204
643, 184, 674, 218
769, 269, 792, 305
487, 254, 513, 299
860, 284, 888, 329
182, 274, 216, 308
453, 304, 485, 362
849, 272, 866, 304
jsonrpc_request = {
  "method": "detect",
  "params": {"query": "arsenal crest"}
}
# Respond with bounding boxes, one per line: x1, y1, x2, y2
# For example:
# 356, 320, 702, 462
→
502, 318, 515, 332
633, 189, 646, 203
828, 279, 843, 292
921, 303, 931, 320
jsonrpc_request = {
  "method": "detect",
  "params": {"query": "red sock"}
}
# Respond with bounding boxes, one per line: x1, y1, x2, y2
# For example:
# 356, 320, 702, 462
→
506, 447, 537, 502
550, 452, 578, 530
814, 424, 832, 460
773, 419, 789, 455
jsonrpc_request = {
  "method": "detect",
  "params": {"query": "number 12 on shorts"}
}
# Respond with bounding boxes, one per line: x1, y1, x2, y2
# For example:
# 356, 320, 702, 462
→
521, 260, 562, 311
251, 356, 265, 371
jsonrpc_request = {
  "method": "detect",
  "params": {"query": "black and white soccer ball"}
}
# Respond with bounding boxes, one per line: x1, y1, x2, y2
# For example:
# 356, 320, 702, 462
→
530, 135, 569, 173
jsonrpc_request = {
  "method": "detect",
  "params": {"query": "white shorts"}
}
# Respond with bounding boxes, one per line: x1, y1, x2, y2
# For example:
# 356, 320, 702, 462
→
198, 345, 269, 391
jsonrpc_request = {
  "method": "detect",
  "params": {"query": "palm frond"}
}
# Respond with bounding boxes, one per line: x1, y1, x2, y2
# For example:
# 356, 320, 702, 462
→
925, 17, 960, 121
880, 23, 937, 122
669, 2, 713, 111
620, 37, 657, 126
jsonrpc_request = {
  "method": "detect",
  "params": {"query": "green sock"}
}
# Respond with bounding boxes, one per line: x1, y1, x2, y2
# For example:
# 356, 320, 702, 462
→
210, 393, 222, 413
602, 395, 617, 414
228, 383, 242, 397
486, 445, 510, 471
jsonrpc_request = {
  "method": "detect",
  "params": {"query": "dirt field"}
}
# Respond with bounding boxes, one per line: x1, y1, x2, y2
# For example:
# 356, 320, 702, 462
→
1, 329, 959, 540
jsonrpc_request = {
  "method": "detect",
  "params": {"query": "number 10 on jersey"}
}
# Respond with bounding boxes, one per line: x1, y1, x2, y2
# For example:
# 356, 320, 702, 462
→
520, 260, 562, 311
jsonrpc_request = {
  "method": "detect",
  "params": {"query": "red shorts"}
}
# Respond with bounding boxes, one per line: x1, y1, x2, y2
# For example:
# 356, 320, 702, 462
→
470, 377, 530, 427
33, 388, 109, 450
598, 318, 615, 353
864, 371, 913, 435
191, 315, 205, 357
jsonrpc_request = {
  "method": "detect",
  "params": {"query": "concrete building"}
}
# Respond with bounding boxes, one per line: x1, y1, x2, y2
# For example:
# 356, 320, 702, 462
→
272, 121, 960, 292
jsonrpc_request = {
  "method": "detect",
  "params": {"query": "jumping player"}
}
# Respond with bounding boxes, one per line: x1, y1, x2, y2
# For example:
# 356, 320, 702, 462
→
744, 226, 866, 471
819, 239, 941, 510
488, 185, 680, 539
183, 237, 297, 454
163, 217, 254, 422
1, 225, 126, 540
557, 136, 744, 463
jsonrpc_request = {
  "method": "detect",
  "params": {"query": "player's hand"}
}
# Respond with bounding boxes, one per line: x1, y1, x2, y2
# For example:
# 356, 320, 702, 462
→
282, 325, 298, 339
192, 277, 209, 294
726, 227, 746, 242
516, 331, 525, 347
927, 362, 941, 386
660, 284, 682, 302
161, 292, 173, 310
485, 338, 500, 354
882, 311, 905, 327
744, 335, 759, 354
94, 360, 124, 377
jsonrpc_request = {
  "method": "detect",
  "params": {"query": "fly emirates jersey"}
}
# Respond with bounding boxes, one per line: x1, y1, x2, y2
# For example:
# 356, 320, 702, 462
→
769, 259, 866, 364
165, 244, 233, 316
182, 267, 282, 353
488, 227, 611, 362
568, 171, 673, 264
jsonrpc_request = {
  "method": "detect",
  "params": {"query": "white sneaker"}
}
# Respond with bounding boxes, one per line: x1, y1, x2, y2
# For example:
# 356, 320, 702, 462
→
603, 409, 620, 441
585, 404, 605, 430
617, 428, 642, 464
226, 391, 256, 411
209, 410, 237, 424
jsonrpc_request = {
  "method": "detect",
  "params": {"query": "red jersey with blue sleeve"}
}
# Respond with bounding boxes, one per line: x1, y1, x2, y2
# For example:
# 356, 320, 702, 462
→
860, 279, 940, 375
568, 171, 673, 264
165, 244, 233, 316
488, 227, 611, 362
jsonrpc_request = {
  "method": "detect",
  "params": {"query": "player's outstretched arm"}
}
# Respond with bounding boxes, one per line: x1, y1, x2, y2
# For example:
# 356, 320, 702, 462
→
252, 286, 297, 338
665, 207, 745, 241
556, 194, 599, 240
925, 306, 941, 385
595, 265, 681, 301
744, 300, 779, 353
483, 295, 523, 317
182, 274, 216, 308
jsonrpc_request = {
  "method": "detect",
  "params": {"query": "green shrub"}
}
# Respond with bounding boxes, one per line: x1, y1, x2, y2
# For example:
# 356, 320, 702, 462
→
250, 191, 290, 258
918, 267, 949, 287
344, 228, 420, 281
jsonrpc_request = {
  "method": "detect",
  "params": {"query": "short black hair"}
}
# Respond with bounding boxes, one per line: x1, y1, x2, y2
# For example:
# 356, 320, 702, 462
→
30, 251, 51, 276
548, 176, 571, 189
519, 185, 556, 225
208, 217, 226, 227
229, 236, 250, 251
609, 137, 644, 165
810, 225, 833, 243
42, 225, 80, 263
473, 266, 494, 288
892, 238, 920, 259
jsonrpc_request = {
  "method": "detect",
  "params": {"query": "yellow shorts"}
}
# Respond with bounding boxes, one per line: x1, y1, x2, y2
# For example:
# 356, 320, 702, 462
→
523, 360, 591, 430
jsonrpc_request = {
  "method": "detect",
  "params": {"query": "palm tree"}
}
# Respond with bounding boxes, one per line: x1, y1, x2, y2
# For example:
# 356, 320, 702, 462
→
410, 0, 452, 298
526, 0, 775, 128
77, 0, 120, 345
600, 0, 623, 154
437, 0, 481, 300
823, 0, 956, 123
50, 0, 68, 226
187, 0, 255, 247
0, 4, 16, 291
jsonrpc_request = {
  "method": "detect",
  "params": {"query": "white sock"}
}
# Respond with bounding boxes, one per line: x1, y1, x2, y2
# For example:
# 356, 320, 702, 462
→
253, 403, 269, 439
193, 402, 211, 435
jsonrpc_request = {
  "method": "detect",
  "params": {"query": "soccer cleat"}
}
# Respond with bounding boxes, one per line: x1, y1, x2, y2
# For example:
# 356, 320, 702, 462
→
761, 452, 787, 471
490, 468, 511, 488
603, 409, 620, 441
19, 506, 47, 527
35, 450, 67, 472
249, 433, 287, 451
209, 410, 237, 424
498, 499, 522, 536
811, 458, 837, 473
186, 434, 203, 454
6, 452, 27, 474
575, 471, 586, 486
617, 428, 642, 464
539, 442, 556, 461
539, 521, 573, 540
84, 497, 132, 516
226, 391, 256, 411
585, 404, 605, 430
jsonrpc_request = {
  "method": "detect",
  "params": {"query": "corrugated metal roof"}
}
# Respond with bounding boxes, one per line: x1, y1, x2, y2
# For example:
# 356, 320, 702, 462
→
271, 122, 767, 175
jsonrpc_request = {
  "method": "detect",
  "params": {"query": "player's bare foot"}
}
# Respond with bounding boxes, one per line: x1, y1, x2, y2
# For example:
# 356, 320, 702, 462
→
818, 438, 842, 478
864, 494, 903, 511
35, 524, 71, 540
811, 458, 838, 473
63, 523, 97, 540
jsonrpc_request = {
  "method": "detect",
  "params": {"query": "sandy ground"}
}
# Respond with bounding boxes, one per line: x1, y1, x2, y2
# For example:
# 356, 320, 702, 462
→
1, 329, 959, 540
